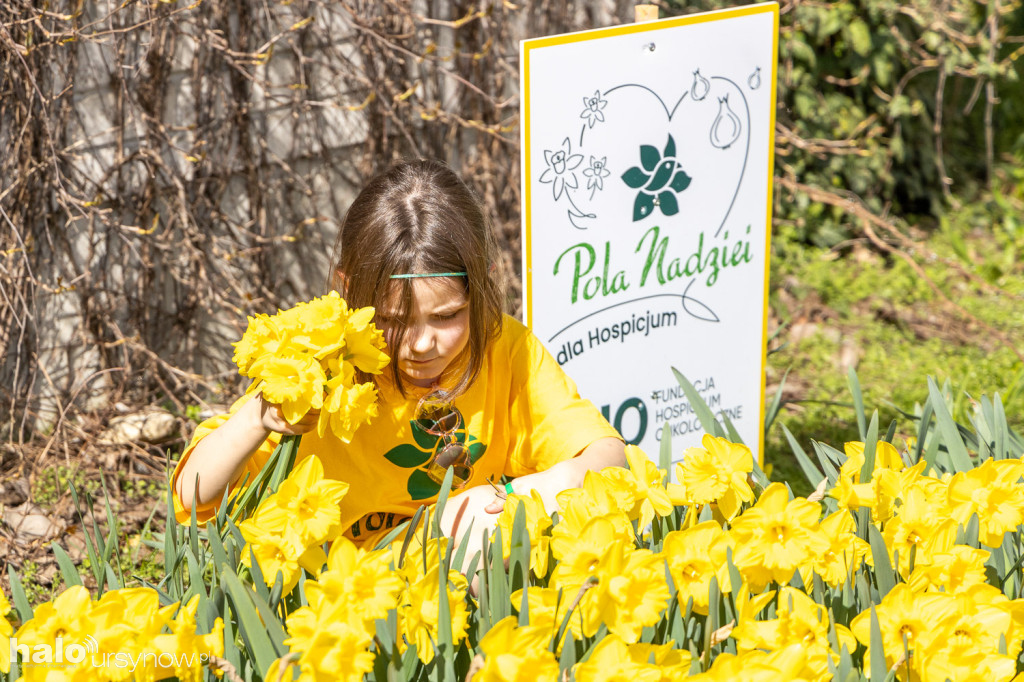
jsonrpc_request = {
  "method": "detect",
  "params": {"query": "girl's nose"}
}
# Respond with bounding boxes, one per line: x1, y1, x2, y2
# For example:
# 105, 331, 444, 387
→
406, 324, 435, 354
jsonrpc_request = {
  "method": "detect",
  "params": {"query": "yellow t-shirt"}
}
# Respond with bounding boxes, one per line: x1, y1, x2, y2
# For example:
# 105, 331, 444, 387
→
172, 315, 620, 547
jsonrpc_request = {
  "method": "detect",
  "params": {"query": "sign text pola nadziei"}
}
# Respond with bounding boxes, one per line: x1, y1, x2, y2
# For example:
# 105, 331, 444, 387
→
520, 2, 779, 468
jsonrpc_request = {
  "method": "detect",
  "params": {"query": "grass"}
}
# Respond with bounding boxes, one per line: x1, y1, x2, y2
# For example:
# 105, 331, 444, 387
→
18, 559, 64, 606
30, 465, 101, 507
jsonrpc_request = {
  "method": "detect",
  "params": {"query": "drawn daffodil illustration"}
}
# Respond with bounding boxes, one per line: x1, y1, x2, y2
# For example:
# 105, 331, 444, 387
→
583, 155, 610, 198
579, 90, 608, 128
621, 134, 692, 221
540, 137, 584, 201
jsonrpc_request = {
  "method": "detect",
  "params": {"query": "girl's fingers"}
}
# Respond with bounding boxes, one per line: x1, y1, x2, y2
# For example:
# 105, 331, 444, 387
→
484, 496, 505, 514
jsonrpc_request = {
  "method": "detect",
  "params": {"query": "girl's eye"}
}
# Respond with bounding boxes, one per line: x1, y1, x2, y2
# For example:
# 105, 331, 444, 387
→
434, 311, 458, 321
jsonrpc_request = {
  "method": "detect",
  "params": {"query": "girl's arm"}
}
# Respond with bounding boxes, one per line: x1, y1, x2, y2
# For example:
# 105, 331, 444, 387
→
484, 436, 625, 514
175, 394, 318, 509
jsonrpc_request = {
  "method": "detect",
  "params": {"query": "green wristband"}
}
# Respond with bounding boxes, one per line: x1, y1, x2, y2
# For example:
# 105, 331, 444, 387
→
504, 482, 514, 496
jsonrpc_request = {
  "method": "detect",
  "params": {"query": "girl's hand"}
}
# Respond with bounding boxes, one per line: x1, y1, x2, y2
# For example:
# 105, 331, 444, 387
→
483, 437, 626, 515
483, 458, 584, 515
253, 393, 320, 435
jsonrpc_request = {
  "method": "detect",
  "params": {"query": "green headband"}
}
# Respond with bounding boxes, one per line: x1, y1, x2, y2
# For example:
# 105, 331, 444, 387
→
390, 272, 467, 279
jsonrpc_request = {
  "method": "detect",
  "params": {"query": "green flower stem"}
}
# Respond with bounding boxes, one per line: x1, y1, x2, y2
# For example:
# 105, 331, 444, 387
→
229, 433, 301, 523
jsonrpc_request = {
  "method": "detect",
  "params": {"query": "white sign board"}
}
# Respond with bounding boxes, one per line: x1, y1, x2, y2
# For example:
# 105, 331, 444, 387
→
521, 3, 778, 466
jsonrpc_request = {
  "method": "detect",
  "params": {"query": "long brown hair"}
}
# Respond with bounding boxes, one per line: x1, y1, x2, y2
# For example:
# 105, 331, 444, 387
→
328, 160, 506, 397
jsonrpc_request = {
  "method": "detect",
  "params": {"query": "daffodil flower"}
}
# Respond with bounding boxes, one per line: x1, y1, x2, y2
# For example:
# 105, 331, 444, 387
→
476, 616, 560, 681
732, 587, 857, 680
661, 521, 733, 615
591, 546, 670, 642
813, 509, 871, 587
579, 89, 607, 128
669, 433, 754, 521
947, 458, 1024, 547
582, 155, 610, 194
539, 137, 584, 201
397, 565, 470, 664
573, 634, 663, 682
621, 444, 673, 530
729, 482, 829, 591
850, 583, 956, 672
270, 455, 349, 544
281, 614, 376, 682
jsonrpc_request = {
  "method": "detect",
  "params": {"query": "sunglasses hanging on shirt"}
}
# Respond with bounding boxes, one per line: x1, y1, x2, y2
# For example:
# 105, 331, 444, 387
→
416, 389, 473, 489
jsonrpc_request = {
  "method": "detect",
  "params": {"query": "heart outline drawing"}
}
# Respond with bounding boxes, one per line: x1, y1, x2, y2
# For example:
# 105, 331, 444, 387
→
534, 70, 757, 331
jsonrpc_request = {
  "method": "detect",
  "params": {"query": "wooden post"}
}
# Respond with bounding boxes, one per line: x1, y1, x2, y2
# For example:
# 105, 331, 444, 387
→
635, 4, 659, 22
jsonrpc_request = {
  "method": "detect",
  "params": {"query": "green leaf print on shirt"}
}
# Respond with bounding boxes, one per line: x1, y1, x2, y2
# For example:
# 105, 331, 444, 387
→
383, 443, 432, 469
382, 406, 489, 501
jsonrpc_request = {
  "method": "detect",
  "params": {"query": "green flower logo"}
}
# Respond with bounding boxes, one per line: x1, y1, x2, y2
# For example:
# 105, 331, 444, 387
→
382, 408, 488, 500
621, 134, 692, 222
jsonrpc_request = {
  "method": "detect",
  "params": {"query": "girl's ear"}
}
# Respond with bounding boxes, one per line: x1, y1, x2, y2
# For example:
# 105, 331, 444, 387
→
332, 268, 349, 294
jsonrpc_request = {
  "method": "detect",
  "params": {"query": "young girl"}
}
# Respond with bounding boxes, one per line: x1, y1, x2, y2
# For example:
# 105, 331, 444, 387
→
173, 159, 625, 550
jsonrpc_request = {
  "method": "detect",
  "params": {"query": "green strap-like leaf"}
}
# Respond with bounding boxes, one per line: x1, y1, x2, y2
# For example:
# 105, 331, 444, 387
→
671, 368, 725, 438
221, 566, 280, 675
859, 411, 880, 482
432, 467, 456, 538
436, 555, 457, 680
847, 366, 867, 440
926, 376, 973, 473
6, 564, 33, 621
659, 422, 672, 474
783, 424, 823, 489
869, 606, 888, 681
764, 369, 789, 438
868, 524, 895, 598
51, 542, 83, 587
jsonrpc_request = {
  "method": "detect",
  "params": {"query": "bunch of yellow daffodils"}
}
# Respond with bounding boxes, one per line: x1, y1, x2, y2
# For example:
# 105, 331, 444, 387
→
232, 291, 389, 441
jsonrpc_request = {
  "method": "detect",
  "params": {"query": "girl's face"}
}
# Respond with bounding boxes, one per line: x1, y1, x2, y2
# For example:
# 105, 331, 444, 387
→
385, 278, 471, 388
